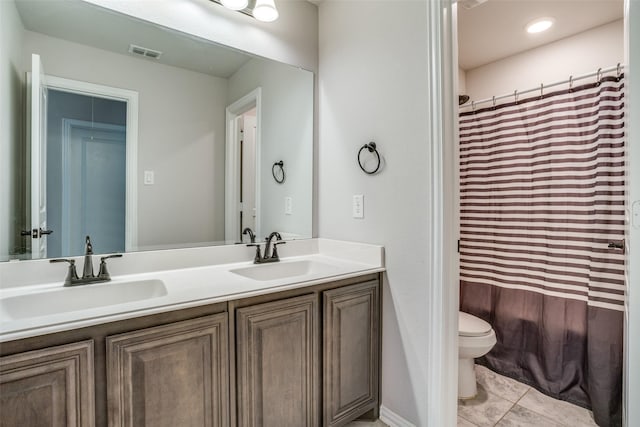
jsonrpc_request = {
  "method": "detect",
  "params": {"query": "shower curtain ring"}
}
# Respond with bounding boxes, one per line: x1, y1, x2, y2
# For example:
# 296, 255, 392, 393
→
472, 100, 476, 111
492, 96, 496, 108
596, 68, 602, 85
616, 63, 622, 80
539, 83, 544, 98
514, 90, 518, 104
569, 75, 573, 91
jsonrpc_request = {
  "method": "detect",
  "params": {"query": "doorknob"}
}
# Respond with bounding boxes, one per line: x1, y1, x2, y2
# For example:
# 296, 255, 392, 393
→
21, 228, 53, 238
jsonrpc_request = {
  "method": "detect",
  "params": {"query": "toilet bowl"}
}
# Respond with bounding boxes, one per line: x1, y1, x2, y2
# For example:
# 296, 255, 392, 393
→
458, 311, 496, 399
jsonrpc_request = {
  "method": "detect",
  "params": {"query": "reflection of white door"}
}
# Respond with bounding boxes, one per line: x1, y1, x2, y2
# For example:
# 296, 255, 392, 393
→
29, 53, 49, 259
61, 119, 126, 256
241, 113, 257, 233
225, 88, 261, 243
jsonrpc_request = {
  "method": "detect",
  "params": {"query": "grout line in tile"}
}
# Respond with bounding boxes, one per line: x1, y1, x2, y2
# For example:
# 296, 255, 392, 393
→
490, 391, 518, 427
457, 410, 479, 426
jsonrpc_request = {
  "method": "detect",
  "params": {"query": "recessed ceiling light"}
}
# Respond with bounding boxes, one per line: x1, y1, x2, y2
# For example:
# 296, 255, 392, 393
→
526, 17, 554, 34
221, 0, 248, 11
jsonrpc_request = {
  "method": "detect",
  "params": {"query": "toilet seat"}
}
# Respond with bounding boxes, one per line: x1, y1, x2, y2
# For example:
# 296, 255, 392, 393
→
459, 311, 492, 337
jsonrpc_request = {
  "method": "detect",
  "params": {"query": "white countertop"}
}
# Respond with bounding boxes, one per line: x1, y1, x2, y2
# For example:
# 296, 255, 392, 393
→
0, 239, 384, 342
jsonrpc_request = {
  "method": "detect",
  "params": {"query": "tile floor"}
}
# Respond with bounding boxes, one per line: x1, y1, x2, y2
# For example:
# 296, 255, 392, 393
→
458, 365, 599, 427
345, 364, 599, 427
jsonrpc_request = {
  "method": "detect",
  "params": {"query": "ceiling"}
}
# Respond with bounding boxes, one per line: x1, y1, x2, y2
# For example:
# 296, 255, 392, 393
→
15, 0, 253, 78
458, 0, 624, 70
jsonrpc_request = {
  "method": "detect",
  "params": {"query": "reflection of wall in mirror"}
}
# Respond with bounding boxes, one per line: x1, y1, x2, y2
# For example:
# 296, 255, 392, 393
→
229, 58, 314, 240
0, 0, 27, 259
18, 28, 228, 250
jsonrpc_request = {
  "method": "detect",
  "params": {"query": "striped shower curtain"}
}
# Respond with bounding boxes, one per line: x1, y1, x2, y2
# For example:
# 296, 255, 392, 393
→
459, 75, 625, 426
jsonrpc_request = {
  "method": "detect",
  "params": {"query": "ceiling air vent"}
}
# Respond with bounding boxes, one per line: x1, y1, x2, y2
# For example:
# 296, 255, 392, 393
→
128, 44, 162, 60
459, 0, 488, 10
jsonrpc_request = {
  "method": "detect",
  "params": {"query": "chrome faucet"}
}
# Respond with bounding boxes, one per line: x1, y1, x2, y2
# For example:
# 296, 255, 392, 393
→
50, 235, 122, 286
247, 231, 286, 264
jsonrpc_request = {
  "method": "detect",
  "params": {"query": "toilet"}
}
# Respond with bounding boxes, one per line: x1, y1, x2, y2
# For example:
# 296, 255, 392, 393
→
458, 311, 497, 399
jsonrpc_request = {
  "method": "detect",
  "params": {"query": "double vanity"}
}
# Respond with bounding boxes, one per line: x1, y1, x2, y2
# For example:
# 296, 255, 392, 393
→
0, 239, 384, 427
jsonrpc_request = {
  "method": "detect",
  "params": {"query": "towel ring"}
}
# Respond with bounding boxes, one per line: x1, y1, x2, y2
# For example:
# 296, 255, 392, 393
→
272, 160, 285, 184
358, 142, 381, 175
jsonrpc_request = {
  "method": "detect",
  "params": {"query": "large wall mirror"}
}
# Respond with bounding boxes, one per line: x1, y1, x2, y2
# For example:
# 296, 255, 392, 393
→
0, 0, 313, 262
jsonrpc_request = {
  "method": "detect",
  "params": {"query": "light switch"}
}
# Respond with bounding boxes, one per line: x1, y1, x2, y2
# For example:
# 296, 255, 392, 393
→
144, 170, 154, 185
285, 196, 293, 215
352, 194, 364, 219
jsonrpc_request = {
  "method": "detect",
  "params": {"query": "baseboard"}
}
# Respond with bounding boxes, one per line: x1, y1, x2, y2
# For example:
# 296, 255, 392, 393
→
379, 405, 416, 427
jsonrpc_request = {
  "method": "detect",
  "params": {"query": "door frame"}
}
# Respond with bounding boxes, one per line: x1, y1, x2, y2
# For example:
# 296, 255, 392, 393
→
45, 75, 139, 252
430, 1, 639, 426
623, 0, 639, 424
225, 87, 262, 243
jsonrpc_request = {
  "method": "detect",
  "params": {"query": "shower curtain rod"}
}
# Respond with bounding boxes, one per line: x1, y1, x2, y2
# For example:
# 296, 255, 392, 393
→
461, 63, 625, 110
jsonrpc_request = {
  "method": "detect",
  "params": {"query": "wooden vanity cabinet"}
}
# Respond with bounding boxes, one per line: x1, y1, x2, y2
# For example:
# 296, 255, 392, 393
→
0, 273, 381, 427
0, 340, 95, 427
323, 280, 379, 427
0, 302, 228, 427
106, 313, 229, 427
232, 274, 380, 427
235, 294, 319, 427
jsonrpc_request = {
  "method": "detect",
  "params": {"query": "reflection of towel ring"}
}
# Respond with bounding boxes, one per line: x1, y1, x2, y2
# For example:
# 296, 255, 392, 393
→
272, 160, 285, 184
358, 142, 381, 175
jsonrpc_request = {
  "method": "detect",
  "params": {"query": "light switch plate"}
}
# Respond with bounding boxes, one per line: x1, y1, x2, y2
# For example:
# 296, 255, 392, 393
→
285, 196, 293, 215
352, 194, 364, 219
143, 170, 154, 185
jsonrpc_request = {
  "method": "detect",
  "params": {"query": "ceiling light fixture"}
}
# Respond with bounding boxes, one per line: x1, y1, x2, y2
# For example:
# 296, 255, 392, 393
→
526, 17, 554, 34
253, 0, 279, 22
221, 0, 248, 11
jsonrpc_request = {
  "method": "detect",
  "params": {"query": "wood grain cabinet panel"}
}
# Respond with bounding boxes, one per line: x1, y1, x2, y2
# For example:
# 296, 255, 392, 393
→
323, 281, 379, 427
106, 314, 229, 427
0, 340, 95, 427
236, 293, 319, 427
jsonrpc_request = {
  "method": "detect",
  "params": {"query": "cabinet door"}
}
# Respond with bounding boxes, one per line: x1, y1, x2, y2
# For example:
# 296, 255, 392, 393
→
106, 313, 229, 427
323, 281, 379, 427
0, 340, 95, 427
236, 293, 319, 427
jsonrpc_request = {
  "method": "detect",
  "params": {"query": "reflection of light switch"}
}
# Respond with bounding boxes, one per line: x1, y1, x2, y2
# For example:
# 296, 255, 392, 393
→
285, 196, 293, 215
353, 194, 364, 219
144, 170, 154, 185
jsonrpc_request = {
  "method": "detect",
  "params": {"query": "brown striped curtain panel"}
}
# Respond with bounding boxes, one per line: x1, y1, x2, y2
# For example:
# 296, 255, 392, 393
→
459, 75, 625, 427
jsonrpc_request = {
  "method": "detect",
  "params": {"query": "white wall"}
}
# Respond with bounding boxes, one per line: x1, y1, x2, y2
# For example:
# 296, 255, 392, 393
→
0, 0, 26, 259
228, 58, 314, 240
83, 0, 319, 73
464, 19, 624, 102
319, 2, 431, 425
458, 67, 466, 96
23, 31, 229, 249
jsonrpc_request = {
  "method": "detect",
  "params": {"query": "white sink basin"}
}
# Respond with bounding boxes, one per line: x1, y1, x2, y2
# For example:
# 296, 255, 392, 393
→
230, 260, 339, 281
0, 279, 167, 320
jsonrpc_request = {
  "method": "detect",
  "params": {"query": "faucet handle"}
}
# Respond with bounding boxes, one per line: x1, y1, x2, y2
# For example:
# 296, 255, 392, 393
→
50, 258, 79, 286
271, 241, 286, 259
98, 254, 123, 280
246, 243, 263, 263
